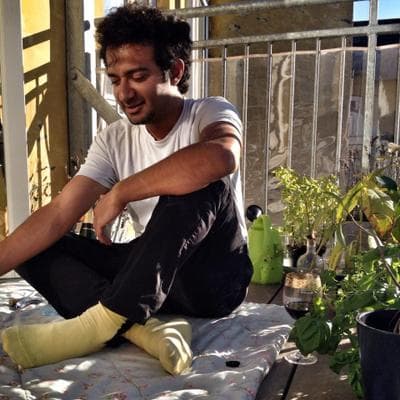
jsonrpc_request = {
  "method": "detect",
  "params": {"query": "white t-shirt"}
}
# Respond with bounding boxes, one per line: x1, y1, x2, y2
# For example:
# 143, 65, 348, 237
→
78, 96, 246, 239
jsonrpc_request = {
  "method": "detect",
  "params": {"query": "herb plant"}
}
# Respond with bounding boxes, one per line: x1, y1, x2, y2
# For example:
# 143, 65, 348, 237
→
274, 166, 340, 248
289, 171, 400, 398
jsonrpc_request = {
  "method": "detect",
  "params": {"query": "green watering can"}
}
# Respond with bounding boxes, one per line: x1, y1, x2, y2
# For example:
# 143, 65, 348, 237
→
248, 212, 283, 284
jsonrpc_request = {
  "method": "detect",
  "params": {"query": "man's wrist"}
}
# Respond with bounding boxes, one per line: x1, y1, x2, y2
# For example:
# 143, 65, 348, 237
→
112, 181, 128, 208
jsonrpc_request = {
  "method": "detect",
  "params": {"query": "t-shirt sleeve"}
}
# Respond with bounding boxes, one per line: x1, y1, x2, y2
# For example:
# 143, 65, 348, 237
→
76, 128, 117, 189
197, 96, 243, 136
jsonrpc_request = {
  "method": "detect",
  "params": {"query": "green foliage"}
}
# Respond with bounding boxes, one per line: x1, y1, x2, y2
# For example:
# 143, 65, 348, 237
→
274, 167, 340, 247
288, 171, 400, 398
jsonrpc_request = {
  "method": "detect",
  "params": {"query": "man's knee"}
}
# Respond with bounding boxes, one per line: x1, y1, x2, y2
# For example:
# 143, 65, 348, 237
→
158, 178, 231, 212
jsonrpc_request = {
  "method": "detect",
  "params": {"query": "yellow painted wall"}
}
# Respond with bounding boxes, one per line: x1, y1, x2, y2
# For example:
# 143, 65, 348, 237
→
21, 0, 68, 213
0, 1, 68, 238
95, 0, 104, 18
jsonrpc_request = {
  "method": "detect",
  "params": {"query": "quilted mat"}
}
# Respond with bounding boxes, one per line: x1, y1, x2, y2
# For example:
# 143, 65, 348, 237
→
0, 279, 292, 400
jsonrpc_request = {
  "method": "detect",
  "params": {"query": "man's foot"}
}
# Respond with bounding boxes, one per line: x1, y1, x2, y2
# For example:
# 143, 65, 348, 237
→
1, 302, 125, 368
123, 318, 192, 375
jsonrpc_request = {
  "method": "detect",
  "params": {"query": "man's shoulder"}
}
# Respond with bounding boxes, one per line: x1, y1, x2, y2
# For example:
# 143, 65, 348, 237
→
184, 96, 242, 134
188, 96, 234, 107
99, 118, 139, 140
104, 118, 131, 132
184, 96, 238, 117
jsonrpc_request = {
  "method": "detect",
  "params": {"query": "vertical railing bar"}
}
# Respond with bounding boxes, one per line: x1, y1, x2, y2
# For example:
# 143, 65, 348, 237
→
311, 38, 321, 178
201, 47, 206, 98
221, 45, 227, 97
241, 44, 250, 203
287, 40, 297, 169
361, 0, 378, 172
203, 12, 209, 98
335, 36, 347, 175
394, 45, 400, 144
264, 42, 273, 213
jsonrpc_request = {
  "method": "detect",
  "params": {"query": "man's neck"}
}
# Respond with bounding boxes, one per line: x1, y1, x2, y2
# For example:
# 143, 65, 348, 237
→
146, 97, 184, 141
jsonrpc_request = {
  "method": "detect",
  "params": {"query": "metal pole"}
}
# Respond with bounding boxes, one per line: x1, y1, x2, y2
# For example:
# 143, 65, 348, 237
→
335, 37, 346, 174
71, 68, 121, 125
169, 0, 355, 18
394, 46, 400, 144
311, 38, 321, 178
193, 24, 400, 49
288, 40, 297, 169
361, 0, 378, 172
221, 46, 227, 97
264, 43, 273, 213
201, 47, 207, 98
241, 44, 250, 203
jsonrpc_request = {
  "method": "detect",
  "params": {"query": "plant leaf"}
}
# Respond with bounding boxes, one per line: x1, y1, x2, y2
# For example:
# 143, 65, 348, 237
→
339, 290, 375, 314
328, 241, 344, 270
361, 187, 394, 238
336, 182, 363, 223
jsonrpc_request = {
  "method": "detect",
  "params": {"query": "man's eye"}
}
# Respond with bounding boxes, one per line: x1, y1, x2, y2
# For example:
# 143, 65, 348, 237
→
131, 74, 147, 82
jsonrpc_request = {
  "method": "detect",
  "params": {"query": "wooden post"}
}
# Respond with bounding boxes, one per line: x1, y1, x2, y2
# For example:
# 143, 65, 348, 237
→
65, 0, 91, 175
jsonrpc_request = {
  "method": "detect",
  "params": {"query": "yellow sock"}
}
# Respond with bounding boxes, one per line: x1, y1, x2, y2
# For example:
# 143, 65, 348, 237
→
1, 302, 125, 368
123, 318, 192, 375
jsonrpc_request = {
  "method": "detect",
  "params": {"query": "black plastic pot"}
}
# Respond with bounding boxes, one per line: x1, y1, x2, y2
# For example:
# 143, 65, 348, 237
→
357, 309, 400, 400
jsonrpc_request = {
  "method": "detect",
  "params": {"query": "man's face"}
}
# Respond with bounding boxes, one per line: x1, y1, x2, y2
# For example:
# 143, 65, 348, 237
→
105, 44, 175, 126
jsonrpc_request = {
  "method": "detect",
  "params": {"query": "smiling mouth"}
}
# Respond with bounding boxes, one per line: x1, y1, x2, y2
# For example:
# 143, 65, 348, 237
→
125, 102, 144, 114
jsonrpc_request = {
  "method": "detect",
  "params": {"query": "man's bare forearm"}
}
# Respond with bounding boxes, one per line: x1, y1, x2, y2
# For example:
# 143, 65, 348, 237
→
0, 176, 108, 275
115, 137, 240, 204
0, 202, 72, 274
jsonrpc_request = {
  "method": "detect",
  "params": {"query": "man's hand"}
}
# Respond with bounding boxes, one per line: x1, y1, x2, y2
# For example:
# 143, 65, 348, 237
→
93, 186, 126, 245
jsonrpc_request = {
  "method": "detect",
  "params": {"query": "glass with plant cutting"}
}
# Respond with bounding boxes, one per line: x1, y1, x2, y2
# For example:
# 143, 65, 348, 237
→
283, 270, 322, 364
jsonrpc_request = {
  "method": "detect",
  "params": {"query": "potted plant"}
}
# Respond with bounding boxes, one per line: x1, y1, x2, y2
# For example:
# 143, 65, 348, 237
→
288, 167, 400, 399
274, 166, 340, 265
357, 308, 400, 399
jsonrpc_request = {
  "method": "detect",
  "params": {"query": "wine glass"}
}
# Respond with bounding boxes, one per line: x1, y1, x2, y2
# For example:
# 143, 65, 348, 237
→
283, 271, 322, 365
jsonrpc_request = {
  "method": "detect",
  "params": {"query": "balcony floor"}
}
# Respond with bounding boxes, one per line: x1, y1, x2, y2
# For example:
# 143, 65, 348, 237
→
246, 283, 358, 400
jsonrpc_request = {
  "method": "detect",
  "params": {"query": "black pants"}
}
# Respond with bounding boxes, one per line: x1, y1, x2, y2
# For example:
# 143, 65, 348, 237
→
16, 179, 253, 328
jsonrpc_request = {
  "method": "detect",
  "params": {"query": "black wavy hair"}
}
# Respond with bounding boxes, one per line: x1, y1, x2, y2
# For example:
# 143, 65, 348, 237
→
96, 5, 192, 94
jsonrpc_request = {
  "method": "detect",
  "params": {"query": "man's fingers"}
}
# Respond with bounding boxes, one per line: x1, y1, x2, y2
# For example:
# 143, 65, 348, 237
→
95, 227, 112, 246
93, 217, 112, 246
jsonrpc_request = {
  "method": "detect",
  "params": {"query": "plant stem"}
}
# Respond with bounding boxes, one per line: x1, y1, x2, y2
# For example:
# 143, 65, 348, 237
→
347, 212, 400, 290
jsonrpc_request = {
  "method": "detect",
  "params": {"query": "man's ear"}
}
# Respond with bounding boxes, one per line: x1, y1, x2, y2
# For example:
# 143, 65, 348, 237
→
169, 58, 185, 86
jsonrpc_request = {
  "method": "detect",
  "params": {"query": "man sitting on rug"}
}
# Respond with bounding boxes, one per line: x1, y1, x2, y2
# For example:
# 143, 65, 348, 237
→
0, 4, 252, 374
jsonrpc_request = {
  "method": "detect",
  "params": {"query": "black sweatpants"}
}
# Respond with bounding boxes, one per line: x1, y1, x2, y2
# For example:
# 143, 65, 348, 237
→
16, 179, 253, 329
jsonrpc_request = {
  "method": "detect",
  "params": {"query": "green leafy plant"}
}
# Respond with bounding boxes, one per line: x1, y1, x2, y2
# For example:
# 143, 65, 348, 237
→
289, 170, 400, 398
274, 166, 340, 249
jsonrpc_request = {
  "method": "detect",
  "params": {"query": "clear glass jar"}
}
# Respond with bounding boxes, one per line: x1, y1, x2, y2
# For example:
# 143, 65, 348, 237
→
296, 236, 324, 274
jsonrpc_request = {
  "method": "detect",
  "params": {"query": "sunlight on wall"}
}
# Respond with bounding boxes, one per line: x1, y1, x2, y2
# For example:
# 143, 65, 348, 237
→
22, 0, 51, 212
21, 0, 68, 213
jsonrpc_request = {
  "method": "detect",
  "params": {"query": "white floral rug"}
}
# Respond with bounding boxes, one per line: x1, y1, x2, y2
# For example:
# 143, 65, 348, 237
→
0, 279, 292, 400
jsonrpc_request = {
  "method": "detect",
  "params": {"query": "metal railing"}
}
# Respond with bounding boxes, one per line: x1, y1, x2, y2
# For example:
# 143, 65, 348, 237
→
72, 0, 400, 216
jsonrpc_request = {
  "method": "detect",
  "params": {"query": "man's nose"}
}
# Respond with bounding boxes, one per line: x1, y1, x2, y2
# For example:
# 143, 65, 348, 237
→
118, 79, 135, 103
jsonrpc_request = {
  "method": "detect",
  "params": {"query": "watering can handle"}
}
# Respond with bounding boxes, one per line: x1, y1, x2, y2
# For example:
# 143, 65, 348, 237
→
246, 205, 264, 222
